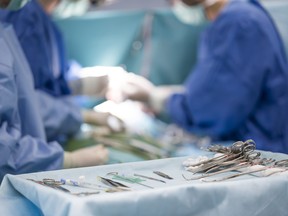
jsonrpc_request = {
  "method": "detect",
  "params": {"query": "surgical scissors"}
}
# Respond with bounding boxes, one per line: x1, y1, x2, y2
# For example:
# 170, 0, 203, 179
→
42, 178, 71, 193
183, 157, 275, 181
28, 178, 102, 196
206, 140, 256, 154
203, 159, 288, 182
28, 178, 70, 193
183, 140, 261, 181
191, 140, 256, 170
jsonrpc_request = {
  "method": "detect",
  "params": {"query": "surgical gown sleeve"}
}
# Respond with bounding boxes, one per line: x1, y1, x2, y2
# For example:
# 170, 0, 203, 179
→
0, 38, 63, 180
166, 12, 278, 140
0, 0, 71, 96
35, 90, 82, 142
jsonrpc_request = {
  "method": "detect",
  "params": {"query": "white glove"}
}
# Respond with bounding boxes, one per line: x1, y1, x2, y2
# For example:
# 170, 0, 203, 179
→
107, 73, 184, 113
107, 72, 155, 103
148, 85, 184, 113
63, 144, 109, 168
69, 67, 109, 97
82, 109, 125, 132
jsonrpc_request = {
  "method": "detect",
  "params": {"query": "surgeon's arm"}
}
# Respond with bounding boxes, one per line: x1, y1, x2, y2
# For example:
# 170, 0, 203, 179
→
0, 73, 108, 180
35, 90, 83, 141
0, 49, 63, 180
0, 131, 64, 181
148, 85, 185, 113
166, 14, 272, 138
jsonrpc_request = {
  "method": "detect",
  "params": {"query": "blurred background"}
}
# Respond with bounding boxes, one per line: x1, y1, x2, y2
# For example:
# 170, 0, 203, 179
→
52, 0, 288, 162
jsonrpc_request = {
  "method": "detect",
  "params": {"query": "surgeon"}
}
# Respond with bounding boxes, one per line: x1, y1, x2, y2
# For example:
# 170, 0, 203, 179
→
0, 0, 109, 182
108, 0, 288, 153
0, 0, 124, 143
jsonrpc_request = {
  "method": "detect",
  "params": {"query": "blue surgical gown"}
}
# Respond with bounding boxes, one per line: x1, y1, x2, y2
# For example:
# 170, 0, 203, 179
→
167, 0, 288, 153
0, 0, 82, 142
0, 23, 63, 181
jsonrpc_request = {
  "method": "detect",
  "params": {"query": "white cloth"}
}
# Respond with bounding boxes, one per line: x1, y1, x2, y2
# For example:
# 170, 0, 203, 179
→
0, 151, 288, 216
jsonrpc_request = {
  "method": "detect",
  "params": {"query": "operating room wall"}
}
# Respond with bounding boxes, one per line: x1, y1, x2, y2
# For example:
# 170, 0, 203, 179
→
55, 1, 288, 86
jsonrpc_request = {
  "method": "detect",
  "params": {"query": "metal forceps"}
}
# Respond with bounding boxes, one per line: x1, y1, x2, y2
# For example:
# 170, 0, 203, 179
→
27, 178, 70, 193
199, 140, 256, 170
134, 174, 166, 183
185, 157, 273, 181
153, 171, 173, 180
97, 176, 129, 188
106, 172, 154, 189
204, 159, 288, 182
42, 178, 70, 193
206, 140, 256, 155
28, 178, 102, 196
183, 140, 260, 181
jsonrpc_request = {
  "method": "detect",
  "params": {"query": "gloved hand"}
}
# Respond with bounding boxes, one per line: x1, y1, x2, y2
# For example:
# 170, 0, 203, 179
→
63, 144, 109, 168
107, 73, 184, 113
82, 109, 125, 132
68, 67, 109, 97
107, 72, 155, 103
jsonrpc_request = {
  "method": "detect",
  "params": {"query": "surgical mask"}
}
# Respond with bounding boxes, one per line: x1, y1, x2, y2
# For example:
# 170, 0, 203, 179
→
52, 0, 90, 18
4, 0, 30, 10
172, 0, 218, 25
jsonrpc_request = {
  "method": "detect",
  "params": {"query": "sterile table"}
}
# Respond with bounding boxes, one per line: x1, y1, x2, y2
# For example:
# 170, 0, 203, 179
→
0, 150, 287, 216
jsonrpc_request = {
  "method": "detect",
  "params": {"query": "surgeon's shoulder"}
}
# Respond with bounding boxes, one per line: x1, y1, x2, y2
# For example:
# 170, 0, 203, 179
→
216, 1, 268, 32
5, 0, 43, 36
